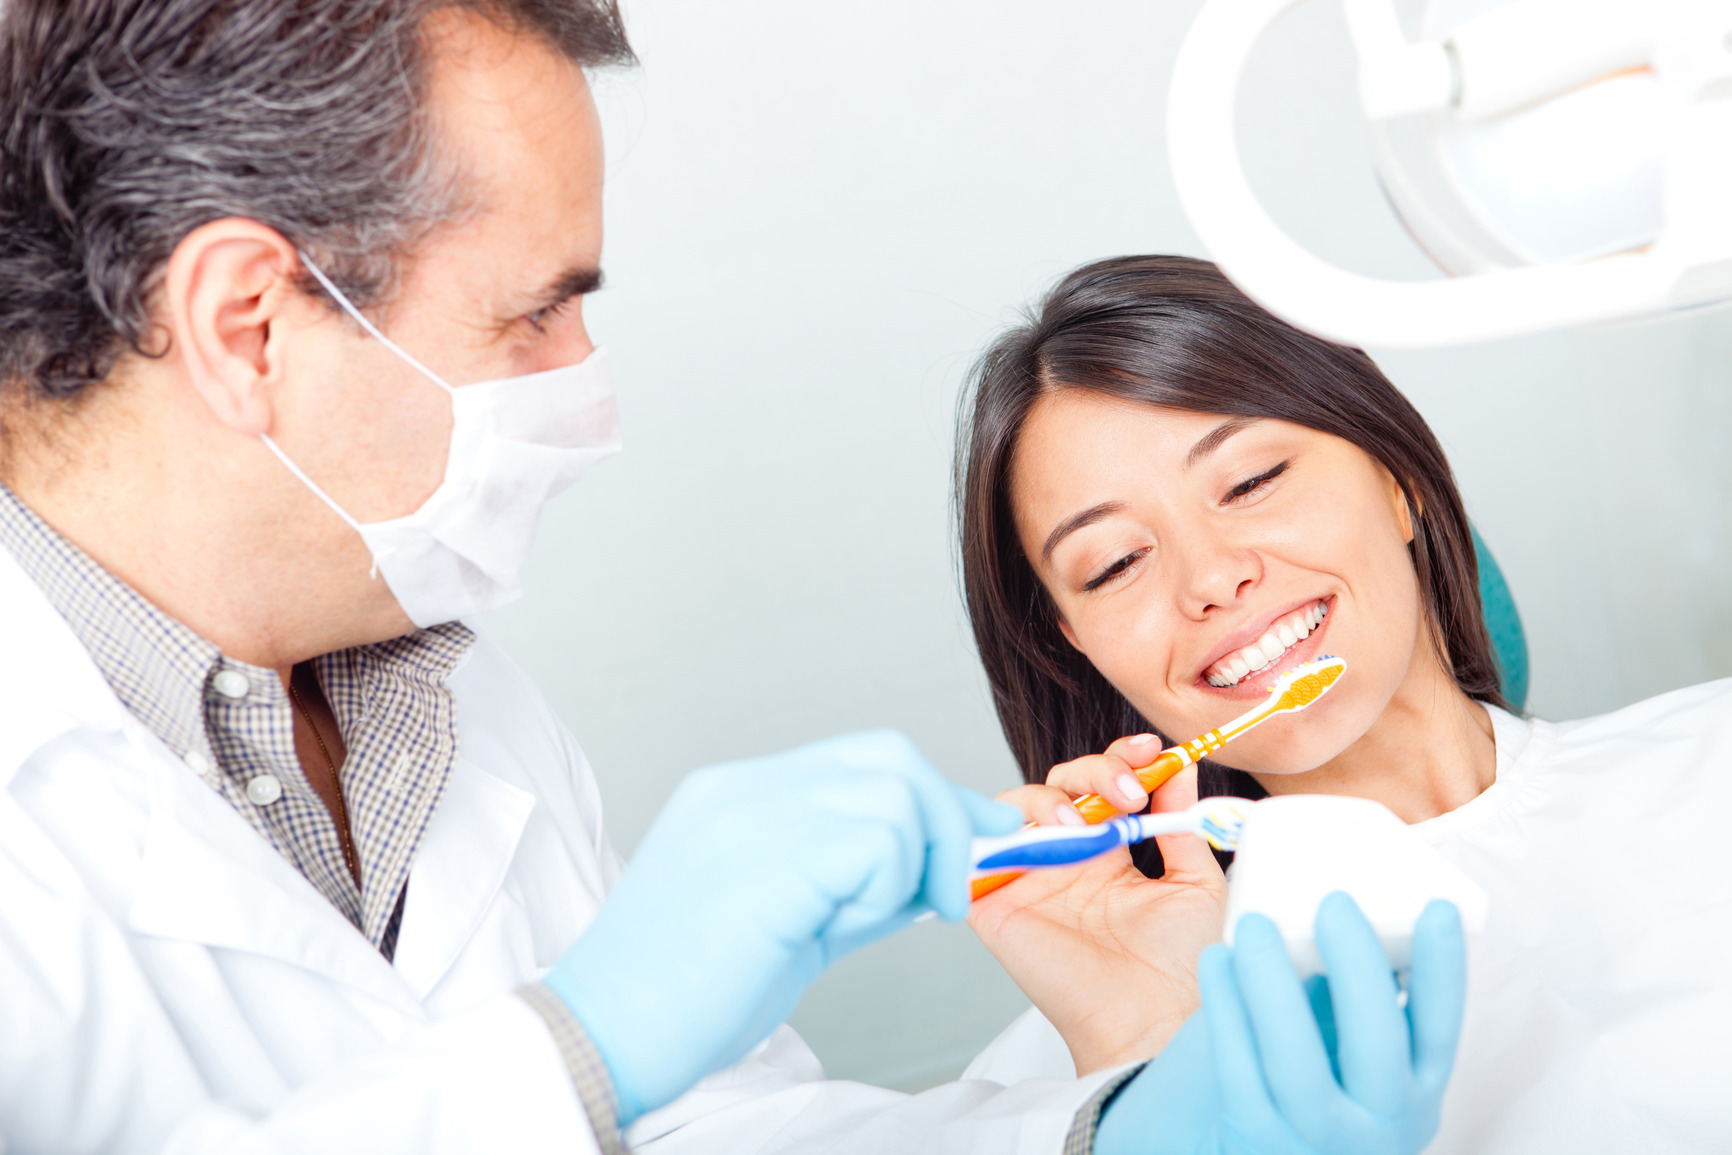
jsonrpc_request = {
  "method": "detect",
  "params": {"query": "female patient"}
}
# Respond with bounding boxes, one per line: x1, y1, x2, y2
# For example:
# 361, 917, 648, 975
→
958, 256, 1732, 1154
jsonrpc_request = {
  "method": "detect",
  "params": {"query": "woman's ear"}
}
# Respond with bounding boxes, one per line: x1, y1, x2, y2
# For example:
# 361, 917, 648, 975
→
1057, 614, 1082, 651
160, 218, 301, 436
1387, 470, 1418, 545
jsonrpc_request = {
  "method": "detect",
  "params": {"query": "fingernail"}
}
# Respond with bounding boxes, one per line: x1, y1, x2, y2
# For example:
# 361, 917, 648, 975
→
1055, 804, 1086, 826
1116, 773, 1145, 801
1128, 733, 1158, 748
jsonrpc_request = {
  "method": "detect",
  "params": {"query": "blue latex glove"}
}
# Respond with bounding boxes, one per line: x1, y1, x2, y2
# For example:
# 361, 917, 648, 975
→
1095, 893, 1466, 1155
542, 729, 1021, 1124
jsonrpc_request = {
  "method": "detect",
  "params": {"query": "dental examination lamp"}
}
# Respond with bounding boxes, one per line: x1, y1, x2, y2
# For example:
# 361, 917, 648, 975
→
1168, 0, 1732, 347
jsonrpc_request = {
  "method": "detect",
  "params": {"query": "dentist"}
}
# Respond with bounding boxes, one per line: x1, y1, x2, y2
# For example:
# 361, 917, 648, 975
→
0, 2, 1462, 1153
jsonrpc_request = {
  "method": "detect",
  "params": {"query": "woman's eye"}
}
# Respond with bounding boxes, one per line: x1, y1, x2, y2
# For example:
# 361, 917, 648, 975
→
1223, 460, 1289, 504
1084, 548, 1149, 592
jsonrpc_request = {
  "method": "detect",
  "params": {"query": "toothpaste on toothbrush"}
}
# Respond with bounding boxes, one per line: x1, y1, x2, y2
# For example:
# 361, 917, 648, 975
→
969, 797, 1252, 878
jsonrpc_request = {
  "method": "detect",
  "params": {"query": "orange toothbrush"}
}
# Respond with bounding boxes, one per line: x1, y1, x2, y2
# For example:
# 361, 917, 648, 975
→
971, 655, 1346, 900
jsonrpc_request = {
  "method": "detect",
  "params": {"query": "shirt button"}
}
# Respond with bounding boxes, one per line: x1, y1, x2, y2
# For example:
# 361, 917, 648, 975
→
213, 670, 250, 699
184, 750, 213, 776
246, 775, 284, 806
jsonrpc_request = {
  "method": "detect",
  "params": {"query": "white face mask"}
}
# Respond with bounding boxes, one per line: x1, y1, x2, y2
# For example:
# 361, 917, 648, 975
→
261, 255, 622, 628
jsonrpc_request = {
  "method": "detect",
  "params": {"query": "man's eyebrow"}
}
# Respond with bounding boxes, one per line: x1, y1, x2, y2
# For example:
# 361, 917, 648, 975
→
526, 264, 604, 312
1040, 501, 1126, 563
1185, 417, 1260, 469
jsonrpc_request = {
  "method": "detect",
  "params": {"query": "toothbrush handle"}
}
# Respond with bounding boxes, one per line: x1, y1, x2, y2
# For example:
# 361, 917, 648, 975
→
969, 819, 1134, 872
971, 749, 1194, 901
1071, 748, 1192, 823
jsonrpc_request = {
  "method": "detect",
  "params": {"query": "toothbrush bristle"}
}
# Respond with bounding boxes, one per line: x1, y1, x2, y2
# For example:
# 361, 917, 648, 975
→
1196, 796, 1252, 851
1271, 655, 1345, 712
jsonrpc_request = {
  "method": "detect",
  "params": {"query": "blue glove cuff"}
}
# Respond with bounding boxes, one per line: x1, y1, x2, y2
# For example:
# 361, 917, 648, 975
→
540, 969, 651, 1125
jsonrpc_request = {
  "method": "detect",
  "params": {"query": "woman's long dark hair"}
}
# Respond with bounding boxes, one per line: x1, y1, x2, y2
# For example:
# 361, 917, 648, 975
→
956, 256, 1506, 814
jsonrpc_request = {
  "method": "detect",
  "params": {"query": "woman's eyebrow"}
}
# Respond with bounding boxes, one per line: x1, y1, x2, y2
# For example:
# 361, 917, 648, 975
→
1041, 501, 1126, 562
1185, 417, 1261, 468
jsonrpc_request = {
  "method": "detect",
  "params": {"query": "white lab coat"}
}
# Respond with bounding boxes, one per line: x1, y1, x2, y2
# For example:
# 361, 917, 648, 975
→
0, 547, 1122, 1155
962, 691, 1732, 1153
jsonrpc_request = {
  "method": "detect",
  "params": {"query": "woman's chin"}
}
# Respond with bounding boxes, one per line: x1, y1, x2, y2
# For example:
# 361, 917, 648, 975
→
1209, 728, 1364, 782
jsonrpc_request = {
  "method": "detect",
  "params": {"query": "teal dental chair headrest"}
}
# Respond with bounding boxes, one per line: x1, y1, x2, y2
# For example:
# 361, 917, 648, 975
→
1470, 526, 1528, 710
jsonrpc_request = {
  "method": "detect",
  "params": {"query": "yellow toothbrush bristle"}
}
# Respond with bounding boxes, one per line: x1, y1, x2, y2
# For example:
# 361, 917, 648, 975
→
1273, 657, 1345, 711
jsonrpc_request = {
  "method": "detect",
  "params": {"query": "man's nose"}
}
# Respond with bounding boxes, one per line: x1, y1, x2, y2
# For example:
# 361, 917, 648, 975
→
545, 319, 596, 371
523, 305, 596, 375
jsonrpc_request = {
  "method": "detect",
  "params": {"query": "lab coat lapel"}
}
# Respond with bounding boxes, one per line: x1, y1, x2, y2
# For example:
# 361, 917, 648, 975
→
126, 734, 421, 1012
2, 548, 535, 1011
0, 549, 131, 781
0, 550, 415, 1010
392, 754, 537, 1001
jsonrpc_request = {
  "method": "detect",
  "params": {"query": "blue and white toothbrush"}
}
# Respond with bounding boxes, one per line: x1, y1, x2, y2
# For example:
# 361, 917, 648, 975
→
968, 796, 1252, 880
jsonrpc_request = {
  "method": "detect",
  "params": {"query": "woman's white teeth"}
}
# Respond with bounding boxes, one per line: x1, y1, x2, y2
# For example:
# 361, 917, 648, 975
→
1205, 600, 1329, 688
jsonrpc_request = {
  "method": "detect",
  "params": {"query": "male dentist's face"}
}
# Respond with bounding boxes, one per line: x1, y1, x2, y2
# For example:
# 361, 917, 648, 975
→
264, 8, 606, 581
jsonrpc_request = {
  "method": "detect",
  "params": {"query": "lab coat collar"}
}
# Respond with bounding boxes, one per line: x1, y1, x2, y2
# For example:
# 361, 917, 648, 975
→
129, 746, 538, 1009
1, 547, 539, 1009
128, 733, 423, 1011
127, 695, 539, 1010
0, 546, 134, 780
393, 755, 538, 1001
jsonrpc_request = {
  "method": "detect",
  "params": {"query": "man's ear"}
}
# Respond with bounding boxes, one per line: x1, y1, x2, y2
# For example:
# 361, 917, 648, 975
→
160, 219, 301, 436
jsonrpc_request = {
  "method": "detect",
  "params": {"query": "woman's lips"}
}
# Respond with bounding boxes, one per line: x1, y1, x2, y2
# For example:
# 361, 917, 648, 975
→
1204, 598, 1330, 688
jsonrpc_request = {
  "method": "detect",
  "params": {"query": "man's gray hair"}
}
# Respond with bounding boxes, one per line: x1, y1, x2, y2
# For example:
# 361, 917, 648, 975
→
0, 0, 632, 401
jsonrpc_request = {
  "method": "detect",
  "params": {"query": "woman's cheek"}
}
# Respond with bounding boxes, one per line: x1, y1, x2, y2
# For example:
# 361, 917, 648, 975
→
1074, 625, 1170, 726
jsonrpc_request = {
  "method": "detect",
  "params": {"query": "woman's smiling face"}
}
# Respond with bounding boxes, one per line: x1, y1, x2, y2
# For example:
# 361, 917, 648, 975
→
1010, 390, 1427, 776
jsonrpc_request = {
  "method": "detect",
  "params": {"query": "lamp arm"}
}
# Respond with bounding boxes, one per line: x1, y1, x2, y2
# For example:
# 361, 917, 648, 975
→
1167, 0, 1683, 350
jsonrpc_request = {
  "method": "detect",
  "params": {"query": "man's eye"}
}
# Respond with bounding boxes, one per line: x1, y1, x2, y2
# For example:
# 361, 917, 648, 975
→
1223, 461, 1289, 503
524, 297, 575, 333
1084, 548, 1149, 592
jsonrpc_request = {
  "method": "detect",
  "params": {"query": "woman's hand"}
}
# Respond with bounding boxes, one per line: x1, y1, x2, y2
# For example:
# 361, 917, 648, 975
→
967, 735, 1229, 1075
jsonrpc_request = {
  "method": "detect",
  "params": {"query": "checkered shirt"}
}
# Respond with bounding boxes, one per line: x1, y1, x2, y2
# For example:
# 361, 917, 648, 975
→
0, 482, 631, 1142
0, 481, 471, 957
517, 984, 629, 1154
1063, 1064, 1147, 1154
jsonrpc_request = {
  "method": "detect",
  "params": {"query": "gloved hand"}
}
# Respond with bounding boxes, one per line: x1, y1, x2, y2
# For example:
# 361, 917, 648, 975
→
1095, 892, 1466, 1155
541, 729, 1022, 1124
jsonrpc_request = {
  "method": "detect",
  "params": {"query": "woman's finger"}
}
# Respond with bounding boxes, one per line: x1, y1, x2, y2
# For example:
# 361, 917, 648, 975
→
995, 783, 1088, 827
1044, 751, 1149, 813
1149, 763, 1198, 812
1103, 731, 1166, 771
1313, 891, 1412, 1114
1144, 766, 1223, 880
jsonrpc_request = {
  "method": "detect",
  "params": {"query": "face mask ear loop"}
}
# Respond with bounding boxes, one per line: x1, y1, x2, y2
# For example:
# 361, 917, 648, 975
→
296, 250, 456, 396
287, 250, 451, 582
258, 434, 382, 580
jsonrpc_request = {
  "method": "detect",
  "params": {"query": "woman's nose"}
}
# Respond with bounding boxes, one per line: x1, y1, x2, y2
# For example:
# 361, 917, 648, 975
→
1174, 539, 1262, 619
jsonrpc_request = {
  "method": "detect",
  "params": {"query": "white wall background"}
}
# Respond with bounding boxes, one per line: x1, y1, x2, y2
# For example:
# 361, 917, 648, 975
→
476, 0, 1732, 1092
